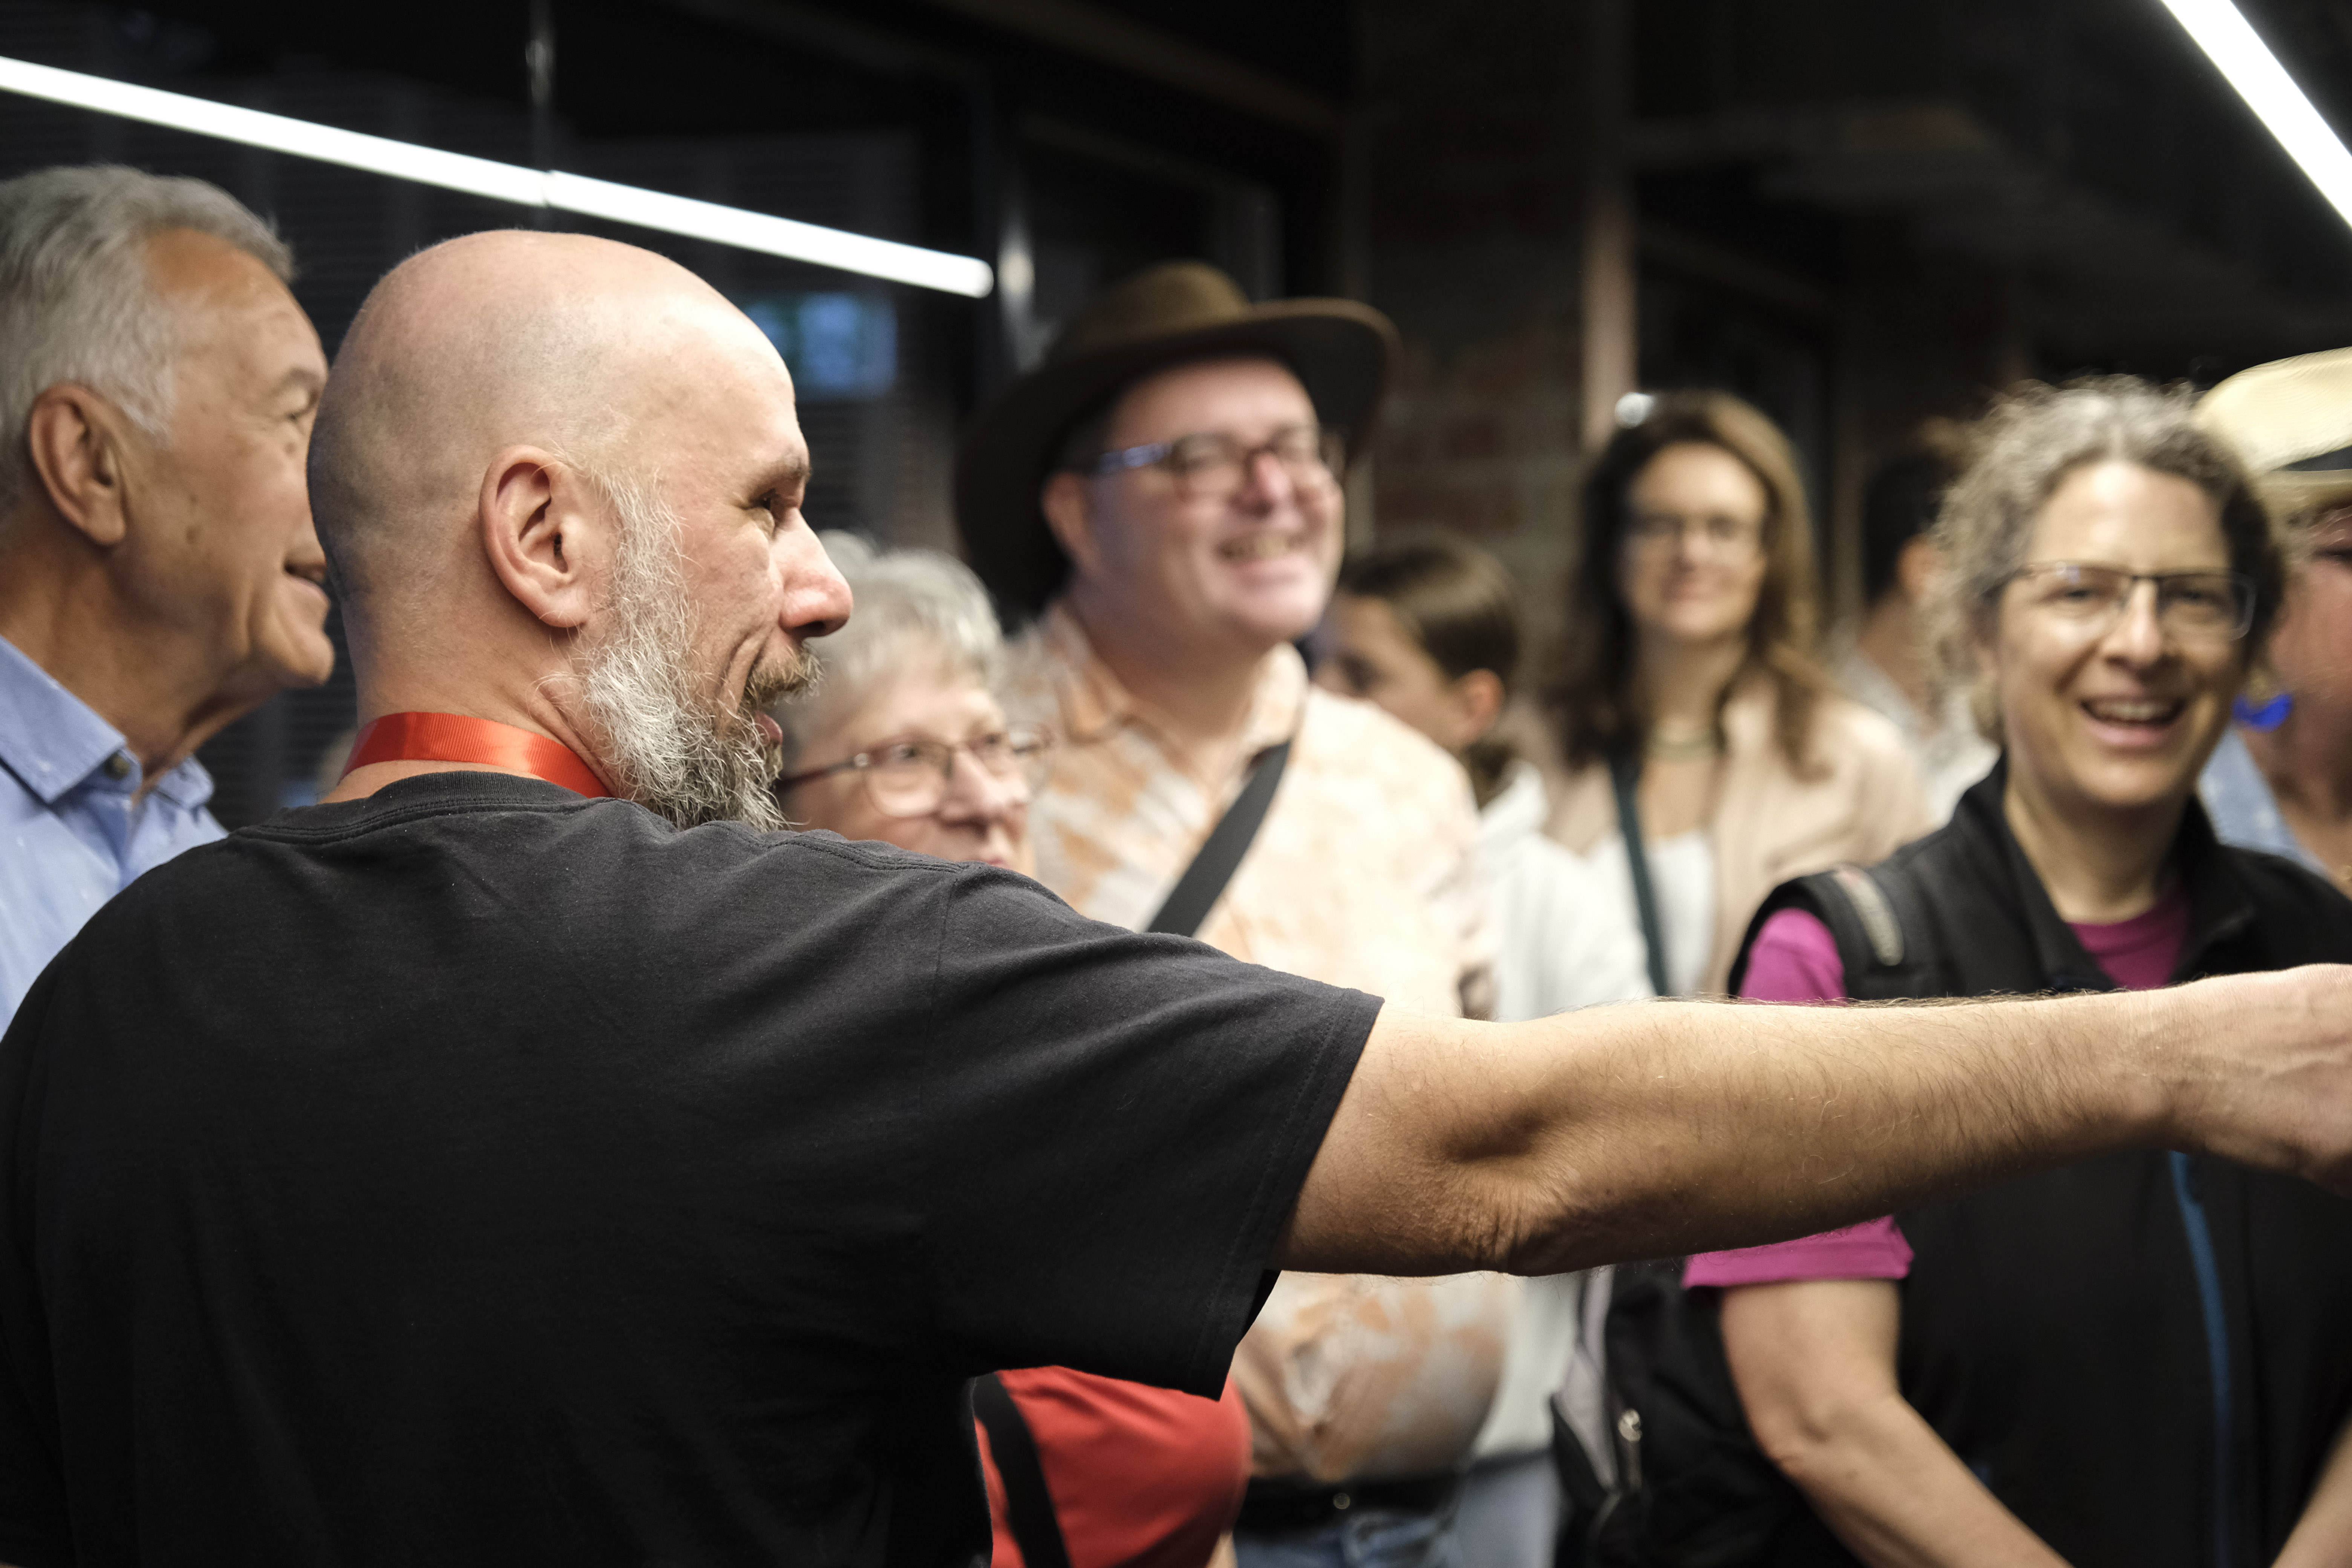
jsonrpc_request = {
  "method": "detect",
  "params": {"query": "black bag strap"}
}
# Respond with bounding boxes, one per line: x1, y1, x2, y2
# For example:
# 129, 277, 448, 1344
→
1147, 738, 1293, 938
1608, 753, 1673, 997
970, 1374, 1073, 1568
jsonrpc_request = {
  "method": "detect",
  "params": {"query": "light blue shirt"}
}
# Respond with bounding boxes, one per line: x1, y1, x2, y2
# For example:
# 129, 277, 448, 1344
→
2198, 724, 2328, 877
0, 634, 224, 1026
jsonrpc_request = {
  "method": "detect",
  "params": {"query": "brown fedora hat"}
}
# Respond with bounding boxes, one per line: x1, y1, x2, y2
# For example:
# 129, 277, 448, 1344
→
954, 260, 1400, 617
2197, 346, 2352, 523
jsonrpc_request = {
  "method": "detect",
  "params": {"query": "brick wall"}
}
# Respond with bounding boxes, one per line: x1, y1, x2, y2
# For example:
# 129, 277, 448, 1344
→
1354, 0, 1595, 652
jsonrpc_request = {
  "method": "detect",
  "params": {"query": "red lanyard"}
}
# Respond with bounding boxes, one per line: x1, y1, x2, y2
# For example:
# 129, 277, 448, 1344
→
341, 712, 613, 799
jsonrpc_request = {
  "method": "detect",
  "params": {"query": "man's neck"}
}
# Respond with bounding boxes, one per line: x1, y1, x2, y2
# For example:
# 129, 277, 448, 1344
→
323, 625, 616, 803
1853, 592, 1934, 720
2004, 776, 2184, 924
0, 544, 244, 797
2243, 702, 2352, 887
1064, 594, 1274, 769
2245, 702, 2352, 822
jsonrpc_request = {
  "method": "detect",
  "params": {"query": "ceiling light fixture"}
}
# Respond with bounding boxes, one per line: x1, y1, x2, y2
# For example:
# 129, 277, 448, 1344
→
2156, 0, 2352, 232
0, 53, 996, 298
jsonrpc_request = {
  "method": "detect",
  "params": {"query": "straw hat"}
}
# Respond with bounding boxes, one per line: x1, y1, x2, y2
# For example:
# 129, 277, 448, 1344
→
2196, 346, 2352, 523
953, 260, 1399, 617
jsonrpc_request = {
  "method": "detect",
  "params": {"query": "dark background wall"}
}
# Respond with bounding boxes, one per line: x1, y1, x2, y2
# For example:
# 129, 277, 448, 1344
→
3, 0, 2348, 821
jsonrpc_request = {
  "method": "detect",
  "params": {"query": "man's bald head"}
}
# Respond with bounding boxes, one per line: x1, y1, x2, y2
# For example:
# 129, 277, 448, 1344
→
309, 230, 845, 831
309, 230, 782, 608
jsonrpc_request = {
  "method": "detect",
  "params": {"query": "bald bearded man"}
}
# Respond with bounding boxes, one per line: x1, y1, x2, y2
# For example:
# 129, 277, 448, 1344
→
5, 232, 2352, 1568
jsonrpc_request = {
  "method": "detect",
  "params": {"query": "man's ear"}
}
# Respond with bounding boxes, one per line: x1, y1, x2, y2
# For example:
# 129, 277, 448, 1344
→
23, 385, 136, 548
1041, 472, 1100, 579
479, 447, 610, 629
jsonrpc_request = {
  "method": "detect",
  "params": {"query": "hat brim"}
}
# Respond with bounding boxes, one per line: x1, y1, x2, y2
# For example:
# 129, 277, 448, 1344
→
2259, 466, 2352, 524
954, 301, 1399, 618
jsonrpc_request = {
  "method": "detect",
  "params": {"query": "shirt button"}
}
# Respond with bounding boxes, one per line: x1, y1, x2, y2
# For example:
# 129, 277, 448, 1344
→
103, 752, 132, 781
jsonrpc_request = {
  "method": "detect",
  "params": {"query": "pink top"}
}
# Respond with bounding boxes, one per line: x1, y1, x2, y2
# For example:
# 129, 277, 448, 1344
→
1683, 885, 2193, 1288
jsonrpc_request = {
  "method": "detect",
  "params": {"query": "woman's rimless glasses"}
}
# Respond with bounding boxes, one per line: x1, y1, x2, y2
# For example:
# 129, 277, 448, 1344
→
2001, 562, 2257, 642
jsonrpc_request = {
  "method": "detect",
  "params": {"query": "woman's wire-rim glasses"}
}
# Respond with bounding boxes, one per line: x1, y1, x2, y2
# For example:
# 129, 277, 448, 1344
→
1998, 562, 2257, 642
1080, 423, 1347, 501
777, 725, 1055, 819
1622, 509, 1767, 558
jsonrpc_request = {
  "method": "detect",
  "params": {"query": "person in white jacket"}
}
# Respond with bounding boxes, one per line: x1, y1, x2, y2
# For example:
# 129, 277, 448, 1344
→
1314, 534, 1651, 1568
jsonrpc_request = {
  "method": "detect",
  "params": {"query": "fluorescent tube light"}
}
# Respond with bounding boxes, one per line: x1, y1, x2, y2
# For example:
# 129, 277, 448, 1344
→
0, 53, 996, 297
2156, 0, 2352, 233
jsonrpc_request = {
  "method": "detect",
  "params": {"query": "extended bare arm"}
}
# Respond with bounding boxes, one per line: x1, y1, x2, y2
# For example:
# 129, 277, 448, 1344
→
1274, 967, 2352, 1274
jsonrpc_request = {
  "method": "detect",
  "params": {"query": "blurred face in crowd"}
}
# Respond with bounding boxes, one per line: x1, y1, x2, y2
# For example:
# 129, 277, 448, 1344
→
1617, 441, 1771, 654
1047, 355, 1344, 664
781, 653, 1035, 872
2268, 505, 2352, 714
1313, 591, 1499, 755
130, 228, 334, 704
1986, 459, 2244, 830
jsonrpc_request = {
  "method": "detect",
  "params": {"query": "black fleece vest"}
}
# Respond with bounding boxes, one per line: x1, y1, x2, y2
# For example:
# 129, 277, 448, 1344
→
1731, 766, 2352, 1568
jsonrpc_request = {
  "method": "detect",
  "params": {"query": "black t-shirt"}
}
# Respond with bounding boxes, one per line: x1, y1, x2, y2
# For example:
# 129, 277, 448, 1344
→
0, 773, 1376, 1567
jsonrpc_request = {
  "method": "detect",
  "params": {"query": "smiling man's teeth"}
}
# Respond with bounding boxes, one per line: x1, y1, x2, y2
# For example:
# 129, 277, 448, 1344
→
2084, 699, 2181, 723
1221, 534, 1298, 560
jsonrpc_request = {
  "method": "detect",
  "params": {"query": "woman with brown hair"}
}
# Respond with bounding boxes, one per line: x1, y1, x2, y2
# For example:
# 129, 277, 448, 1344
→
1536, 390, 1929, 995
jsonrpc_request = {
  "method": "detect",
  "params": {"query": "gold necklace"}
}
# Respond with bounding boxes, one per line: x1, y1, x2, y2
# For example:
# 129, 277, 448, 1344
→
1645, 726, 1723, 761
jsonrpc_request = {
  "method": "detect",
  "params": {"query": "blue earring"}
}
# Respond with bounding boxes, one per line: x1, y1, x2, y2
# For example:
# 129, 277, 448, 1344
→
2234, 692, 2292, 732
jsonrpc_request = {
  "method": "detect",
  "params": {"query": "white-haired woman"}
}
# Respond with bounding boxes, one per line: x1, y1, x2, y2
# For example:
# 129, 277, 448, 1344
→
770, 534, 1249, 1568
1686, 381, 2352, 1568
773, 535, 1047, 871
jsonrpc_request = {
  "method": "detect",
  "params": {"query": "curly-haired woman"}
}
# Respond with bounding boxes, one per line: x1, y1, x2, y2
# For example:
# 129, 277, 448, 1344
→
1691, 379, 2352, 1567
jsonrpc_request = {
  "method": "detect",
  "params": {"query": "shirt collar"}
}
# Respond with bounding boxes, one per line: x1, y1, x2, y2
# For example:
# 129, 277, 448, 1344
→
1953, 757, 2254, 989
1039, 599, 1306, 759
1478, 757, 1548, 848
1037, 602, 1132, 744
0, 634, 214, 810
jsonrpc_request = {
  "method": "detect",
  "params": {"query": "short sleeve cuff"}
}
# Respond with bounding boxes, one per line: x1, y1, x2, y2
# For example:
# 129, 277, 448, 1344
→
1682, 1215, 1912, 1286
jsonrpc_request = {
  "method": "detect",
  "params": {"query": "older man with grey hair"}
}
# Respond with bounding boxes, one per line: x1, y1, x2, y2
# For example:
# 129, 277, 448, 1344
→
0, 165, 334, 1022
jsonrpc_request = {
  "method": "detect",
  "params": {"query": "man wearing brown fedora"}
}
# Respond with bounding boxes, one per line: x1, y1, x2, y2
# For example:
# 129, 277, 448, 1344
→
2197, 347, 2352, 893
958, 260, 1511, 1560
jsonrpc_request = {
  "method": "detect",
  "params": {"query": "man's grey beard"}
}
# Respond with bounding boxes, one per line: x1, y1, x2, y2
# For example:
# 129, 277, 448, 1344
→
575, 474, 815, 831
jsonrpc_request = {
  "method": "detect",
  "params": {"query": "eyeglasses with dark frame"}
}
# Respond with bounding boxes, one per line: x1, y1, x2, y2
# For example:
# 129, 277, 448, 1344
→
776, 724, 1055, 819
1078, 423, 1348, 502
1999, 562, 2257, 642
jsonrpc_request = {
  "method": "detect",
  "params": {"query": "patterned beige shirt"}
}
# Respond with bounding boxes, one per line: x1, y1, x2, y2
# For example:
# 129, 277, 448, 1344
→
1003, 603, 1512, 1484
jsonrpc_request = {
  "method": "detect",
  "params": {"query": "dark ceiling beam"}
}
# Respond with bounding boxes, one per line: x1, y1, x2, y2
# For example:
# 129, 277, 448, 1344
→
1637, 216, 1834, 321
917, 0, 1345, 140
664, 0, 982, 83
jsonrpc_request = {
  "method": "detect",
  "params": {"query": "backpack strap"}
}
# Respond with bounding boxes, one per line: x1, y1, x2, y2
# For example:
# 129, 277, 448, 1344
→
1608, 754, 1673, 997
970, 1374, 1074, 1568
1729, 859, 1948, 1002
